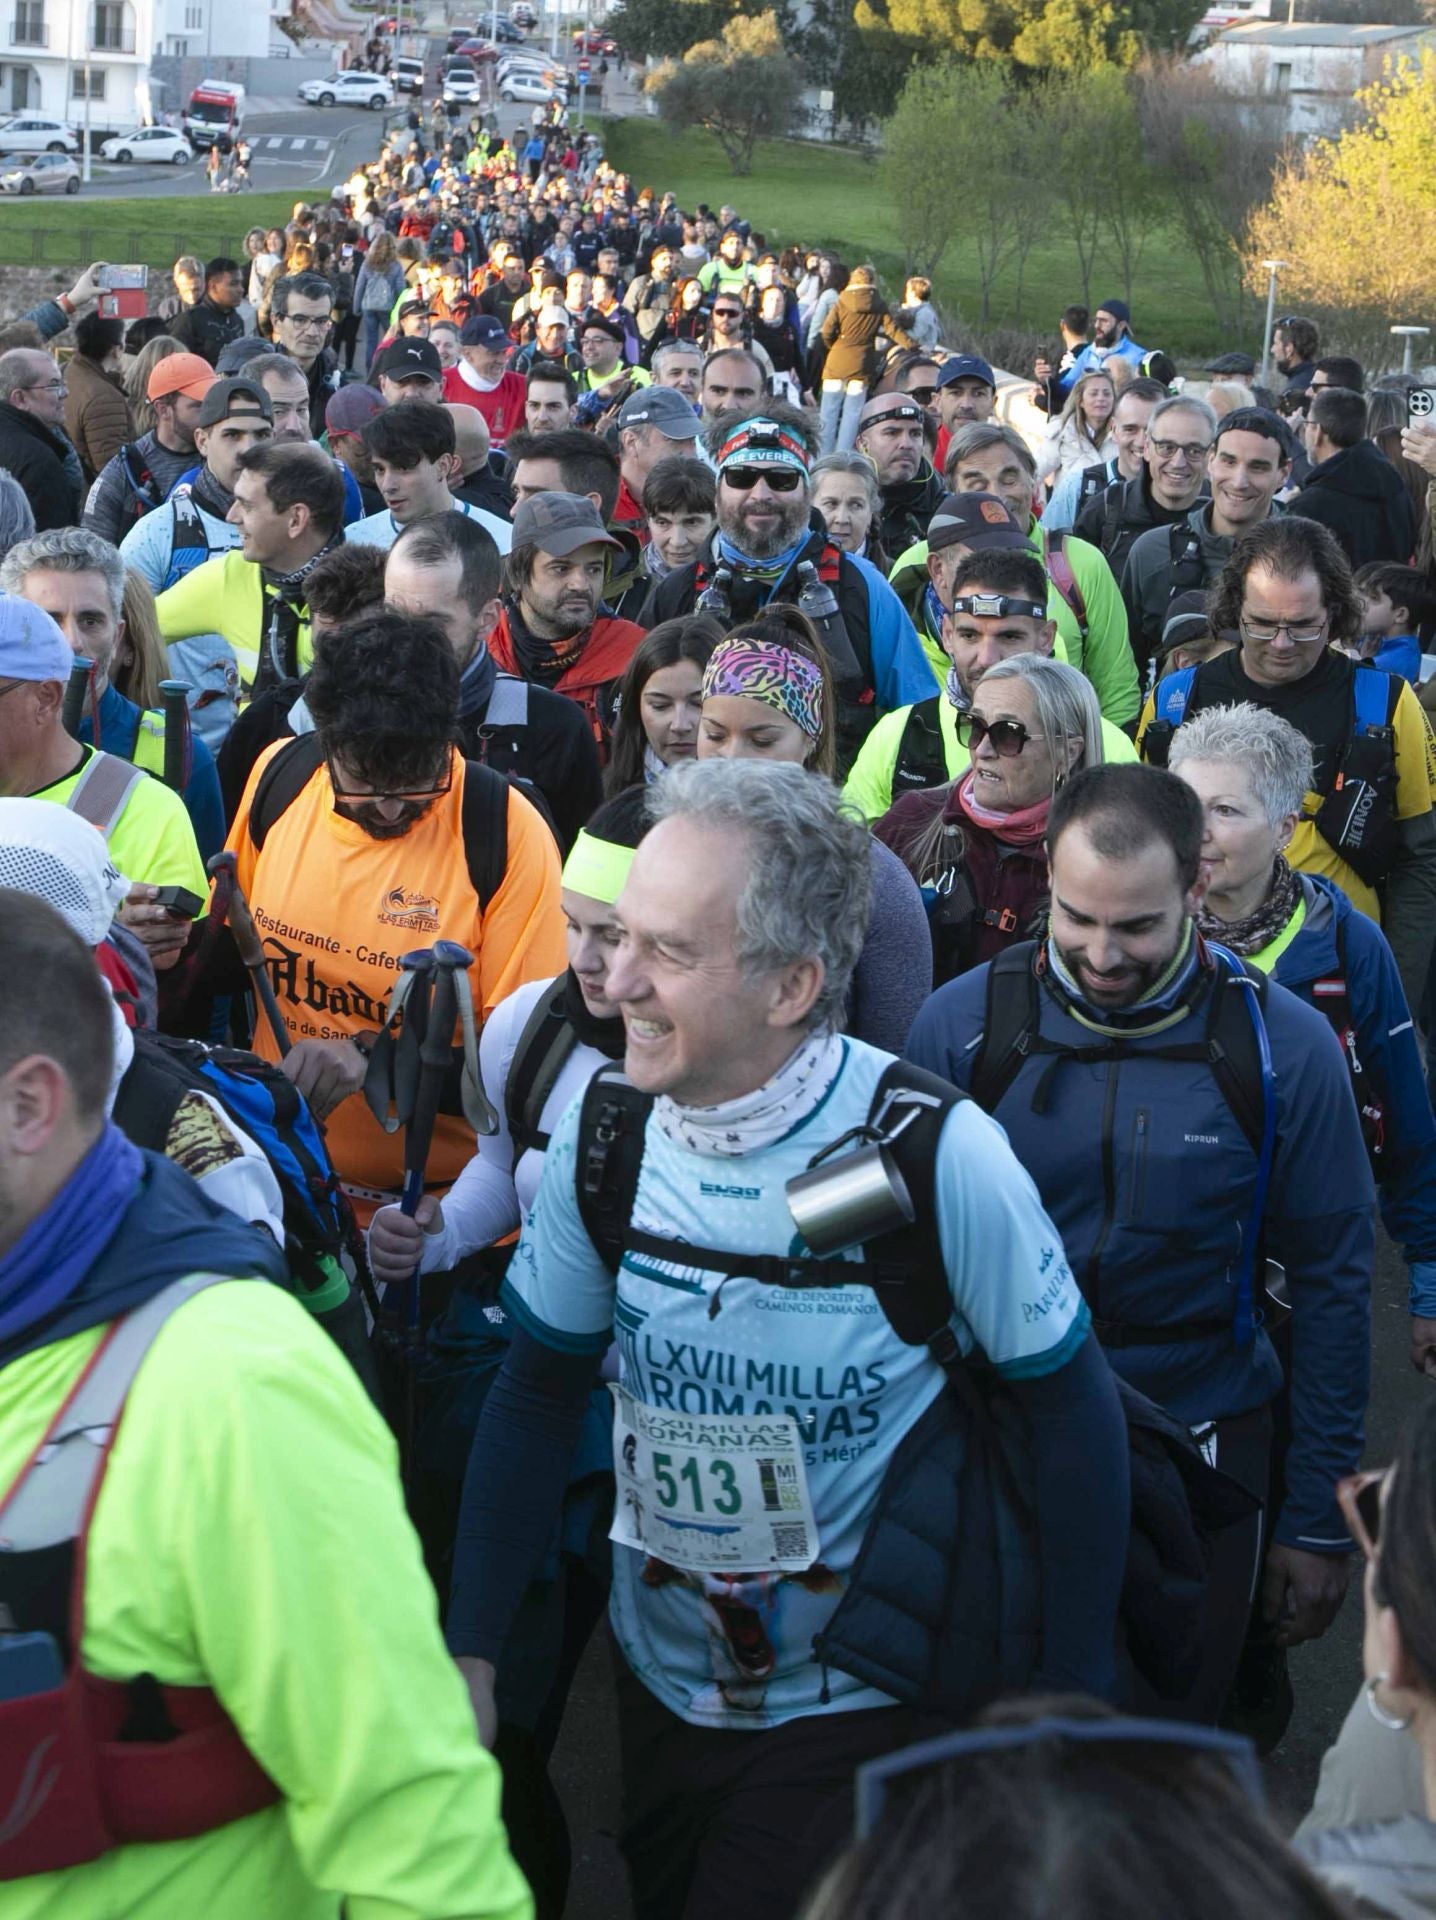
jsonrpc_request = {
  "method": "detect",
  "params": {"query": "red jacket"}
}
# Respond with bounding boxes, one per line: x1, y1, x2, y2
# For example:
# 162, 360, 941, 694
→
440, 366, 527, 446
490, 605, 643, 759
613, 475, 646, 533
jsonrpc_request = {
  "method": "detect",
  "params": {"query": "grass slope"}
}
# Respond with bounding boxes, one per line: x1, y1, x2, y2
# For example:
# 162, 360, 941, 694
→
604, 118, 1234, 361
0, 190, 298, 271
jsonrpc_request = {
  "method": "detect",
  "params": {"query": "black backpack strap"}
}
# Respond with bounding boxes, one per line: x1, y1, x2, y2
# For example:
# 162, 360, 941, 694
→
968, 942, 1044, 1114
891, 695, 949, 796
110, 1033, 192, 1154
1202, 953, 1267, 1159
248, 733, 324, 850
576, 1065, 655, 1273
857, 1060, 966, 1357
460, 759, 511, 914
505, 974, 577, 1155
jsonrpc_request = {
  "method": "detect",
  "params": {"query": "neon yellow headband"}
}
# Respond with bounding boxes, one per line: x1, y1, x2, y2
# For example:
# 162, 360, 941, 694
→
561, 829, 635, 906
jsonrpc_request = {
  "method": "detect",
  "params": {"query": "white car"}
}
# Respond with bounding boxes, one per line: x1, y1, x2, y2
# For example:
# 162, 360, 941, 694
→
441, 65, 482, 102
298, 70, 394, 108
1, 150, 81, 194
0, 115, 78, 155
499, 70, 563, 102
100, 125, 194, 165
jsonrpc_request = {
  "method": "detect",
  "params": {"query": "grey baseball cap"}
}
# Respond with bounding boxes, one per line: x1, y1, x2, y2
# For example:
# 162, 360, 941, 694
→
196, 376, 273, 428
511, 490, 622, 556
616, 385, 700, 438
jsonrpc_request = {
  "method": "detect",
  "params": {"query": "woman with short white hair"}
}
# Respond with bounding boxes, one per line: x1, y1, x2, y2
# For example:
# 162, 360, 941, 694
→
1170, 701, 1436, 1374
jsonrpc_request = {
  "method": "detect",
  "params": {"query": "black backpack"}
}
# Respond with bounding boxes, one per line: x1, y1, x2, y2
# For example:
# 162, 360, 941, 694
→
247, 732, 510, 911
967, 940, 1272, 1350
505, 975, 580, 1156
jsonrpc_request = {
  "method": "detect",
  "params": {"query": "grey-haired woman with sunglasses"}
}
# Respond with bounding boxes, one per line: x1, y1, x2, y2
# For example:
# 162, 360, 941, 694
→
875, 654, 1103, 987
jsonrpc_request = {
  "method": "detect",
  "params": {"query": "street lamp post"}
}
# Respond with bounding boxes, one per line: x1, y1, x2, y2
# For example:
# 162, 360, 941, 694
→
1258, 259, 1285, 388
1391, 325, 1430, 376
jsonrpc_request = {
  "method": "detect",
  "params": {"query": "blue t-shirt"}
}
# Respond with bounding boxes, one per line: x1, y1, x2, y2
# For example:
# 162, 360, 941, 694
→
503, 1037, 1088, 1729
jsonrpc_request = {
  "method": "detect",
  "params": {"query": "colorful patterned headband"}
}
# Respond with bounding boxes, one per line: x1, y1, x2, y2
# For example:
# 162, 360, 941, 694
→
715, 418, 813, 478
701, 638, 824, 738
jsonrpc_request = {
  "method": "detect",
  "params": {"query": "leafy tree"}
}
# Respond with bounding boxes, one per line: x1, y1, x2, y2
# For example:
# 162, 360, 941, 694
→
644, 11, 803, 174
797, 0, 916, 137
609, 0, 748, 61
1135, 55, 1285, 336
859, 0, 1204, 70
1245, 49, 1436, 325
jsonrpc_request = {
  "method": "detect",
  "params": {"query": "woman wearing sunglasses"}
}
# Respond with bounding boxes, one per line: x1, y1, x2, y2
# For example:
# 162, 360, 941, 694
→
1297, 1404, 1436, 1916
875, 654, 1103, 988
697, 609, 933, 1051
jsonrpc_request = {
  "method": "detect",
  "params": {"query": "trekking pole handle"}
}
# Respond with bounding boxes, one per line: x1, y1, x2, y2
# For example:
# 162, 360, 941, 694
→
158, 680, 190, 795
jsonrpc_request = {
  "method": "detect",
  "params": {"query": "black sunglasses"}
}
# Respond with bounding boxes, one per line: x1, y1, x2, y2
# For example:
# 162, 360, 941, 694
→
722, 466, 804, 493
967, 713, 1040, 757
905, 385, 937, 405
855, 1717, 1264, 1839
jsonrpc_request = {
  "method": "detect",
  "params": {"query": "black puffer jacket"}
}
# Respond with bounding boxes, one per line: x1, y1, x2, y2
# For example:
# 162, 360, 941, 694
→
1296, 438, 1418, 569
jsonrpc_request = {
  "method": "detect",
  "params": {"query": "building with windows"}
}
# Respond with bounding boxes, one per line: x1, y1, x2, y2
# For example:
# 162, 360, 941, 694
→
1192, 20, 1436, 135
0, 0, 285, 127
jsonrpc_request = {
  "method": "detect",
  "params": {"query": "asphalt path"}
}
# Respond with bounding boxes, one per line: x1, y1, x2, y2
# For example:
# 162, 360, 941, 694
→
74, 101, 386, 200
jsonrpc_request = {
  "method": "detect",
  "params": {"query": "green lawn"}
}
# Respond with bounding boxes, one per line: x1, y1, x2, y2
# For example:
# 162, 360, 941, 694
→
0, 190, 301, 272
603, 117, 1235, 364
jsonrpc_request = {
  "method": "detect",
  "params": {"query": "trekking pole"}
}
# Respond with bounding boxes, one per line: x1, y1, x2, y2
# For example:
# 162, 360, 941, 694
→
206, 850, 290, 1059
62, 656, 93, 739
158, 680, 191, 794
399, 944, 470, 1341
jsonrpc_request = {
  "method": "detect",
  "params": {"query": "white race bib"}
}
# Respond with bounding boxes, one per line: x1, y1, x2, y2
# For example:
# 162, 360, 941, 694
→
608, 1384, 819, 1575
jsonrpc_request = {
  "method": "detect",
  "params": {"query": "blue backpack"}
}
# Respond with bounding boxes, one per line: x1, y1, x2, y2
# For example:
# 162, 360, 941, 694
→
112, 1031, 359, 1316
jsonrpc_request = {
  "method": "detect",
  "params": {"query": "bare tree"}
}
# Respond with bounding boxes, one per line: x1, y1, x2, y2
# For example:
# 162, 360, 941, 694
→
1135, 56, 1286, 337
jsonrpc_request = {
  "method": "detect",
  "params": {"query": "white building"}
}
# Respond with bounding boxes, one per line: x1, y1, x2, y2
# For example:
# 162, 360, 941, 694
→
1192, 20, 1436, 136
0, 0, 288, 128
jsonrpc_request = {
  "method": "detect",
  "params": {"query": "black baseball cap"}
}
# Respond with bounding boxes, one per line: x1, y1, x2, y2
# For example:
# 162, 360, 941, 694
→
372, 338, 443, 383
927, 491, 1027, 555
196, 376, 273, 428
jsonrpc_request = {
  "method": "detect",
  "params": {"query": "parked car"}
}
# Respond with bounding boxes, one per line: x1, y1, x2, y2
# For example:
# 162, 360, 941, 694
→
298, 69, 395, 108
457, 37, 499, 60
499, 69, 562, 103
441, 64, 482, 103
393, 54, 426, 94
100, 125, 194, 164
493, 17, 526, 41
497, 51, 559, 76
1, 150, 81, 194
0, 115, 78, 155
572, 29, 618, 52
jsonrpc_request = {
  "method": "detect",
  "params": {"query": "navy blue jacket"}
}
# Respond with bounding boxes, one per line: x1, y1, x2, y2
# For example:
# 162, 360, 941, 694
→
1272, 875, 1436, 1311
908, 944, 1375, 1554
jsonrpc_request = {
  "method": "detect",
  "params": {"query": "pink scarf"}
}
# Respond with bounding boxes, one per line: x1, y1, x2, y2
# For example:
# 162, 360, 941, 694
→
952, 771, 1052, 847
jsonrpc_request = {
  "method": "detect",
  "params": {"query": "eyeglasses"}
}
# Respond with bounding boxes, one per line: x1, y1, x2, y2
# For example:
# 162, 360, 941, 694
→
905, 385, 937, 406
1149, 436, 1212, 464
1240, 614, 1329, 645
967, 713, 1043, 757
26, 379, 66, 394
722, 466, 804, 493
712, 308, 743, 321
0, 677, 31, 700
855, 1716, 1265, 1839
327, 757, 454, 805
280, 312, 332, 332
1338, 1467, 1387, 1560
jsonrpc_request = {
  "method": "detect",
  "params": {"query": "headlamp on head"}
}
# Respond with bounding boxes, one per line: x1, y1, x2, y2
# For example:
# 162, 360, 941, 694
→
951, 593, 1047, 621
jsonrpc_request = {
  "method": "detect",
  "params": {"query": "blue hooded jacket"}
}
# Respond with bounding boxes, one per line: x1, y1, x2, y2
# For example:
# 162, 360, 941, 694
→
1269, 874, 1436, 1313
81, 681, 226, 865
908, 942, 1375, 1554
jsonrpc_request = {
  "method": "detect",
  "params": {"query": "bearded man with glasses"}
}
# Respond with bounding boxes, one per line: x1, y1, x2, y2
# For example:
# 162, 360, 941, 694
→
640, 401, 936, 774
1139, 514, 1436, 1013
0, 346, 80, 531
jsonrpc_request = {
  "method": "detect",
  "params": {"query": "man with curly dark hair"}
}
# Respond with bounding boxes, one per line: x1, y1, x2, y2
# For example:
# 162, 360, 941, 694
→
221, 606, 565, 1223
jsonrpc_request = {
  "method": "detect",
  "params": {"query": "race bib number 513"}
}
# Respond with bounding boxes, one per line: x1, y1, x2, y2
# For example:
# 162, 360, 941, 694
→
608, 1384, 818, 1575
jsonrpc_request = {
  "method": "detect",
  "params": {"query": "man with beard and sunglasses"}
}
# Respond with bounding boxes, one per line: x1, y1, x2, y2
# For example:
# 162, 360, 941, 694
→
642, 402, 937, 773
219, 608, 564, 1225
488, 491, 646, 759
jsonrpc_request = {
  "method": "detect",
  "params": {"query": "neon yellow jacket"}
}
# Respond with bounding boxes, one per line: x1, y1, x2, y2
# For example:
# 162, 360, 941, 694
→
2, 1282, 533, 1920
155, 550, 316, 701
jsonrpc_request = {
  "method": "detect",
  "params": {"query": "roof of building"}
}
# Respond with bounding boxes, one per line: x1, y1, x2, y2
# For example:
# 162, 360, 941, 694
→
1211, 20, 1434, 45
